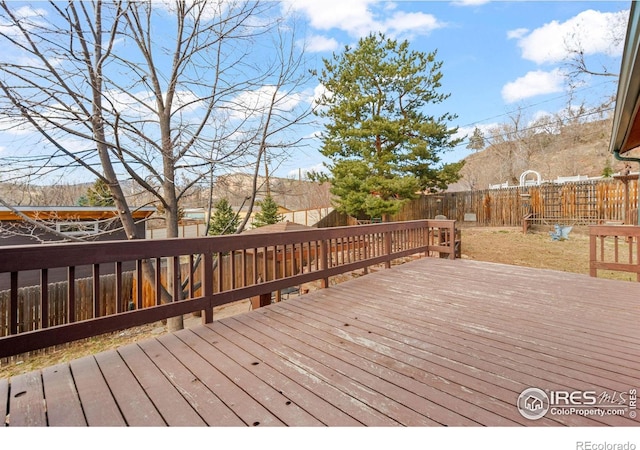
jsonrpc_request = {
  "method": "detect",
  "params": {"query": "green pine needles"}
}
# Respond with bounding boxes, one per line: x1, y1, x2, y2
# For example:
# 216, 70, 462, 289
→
314, 32, 463, 220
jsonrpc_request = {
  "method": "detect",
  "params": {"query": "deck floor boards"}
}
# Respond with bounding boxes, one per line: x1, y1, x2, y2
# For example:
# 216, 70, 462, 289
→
310, 283, 638, 389
2, 258, 639, 426
41, 363, 86, 426
69, 355, 126, 426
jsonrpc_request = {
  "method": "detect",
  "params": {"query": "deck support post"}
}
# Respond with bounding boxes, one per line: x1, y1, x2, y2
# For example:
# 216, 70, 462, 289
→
250, 293, 272, 310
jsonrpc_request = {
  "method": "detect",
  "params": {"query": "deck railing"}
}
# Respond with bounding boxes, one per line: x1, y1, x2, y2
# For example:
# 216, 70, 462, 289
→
589, 224, 640, 280
0, 219, 457, 358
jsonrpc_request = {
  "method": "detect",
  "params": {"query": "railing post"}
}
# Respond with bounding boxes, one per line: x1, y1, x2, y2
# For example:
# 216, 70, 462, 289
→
589, 229, 597, 277
423, 222, 430, 257
449, 221, 456, 260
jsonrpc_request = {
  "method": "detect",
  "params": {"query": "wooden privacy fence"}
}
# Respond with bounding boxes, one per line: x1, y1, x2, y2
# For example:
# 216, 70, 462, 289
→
0, 219, 457, 358
0, 273, 134, 336
313, 178, 639, 227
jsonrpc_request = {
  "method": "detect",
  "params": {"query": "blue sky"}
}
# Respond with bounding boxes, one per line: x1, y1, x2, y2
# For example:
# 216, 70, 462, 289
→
0, 0, 630, 186
277, 0, 629, 178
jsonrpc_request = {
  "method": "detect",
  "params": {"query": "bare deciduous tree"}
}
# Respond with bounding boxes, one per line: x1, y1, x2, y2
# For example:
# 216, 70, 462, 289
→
0, 0, 313, 330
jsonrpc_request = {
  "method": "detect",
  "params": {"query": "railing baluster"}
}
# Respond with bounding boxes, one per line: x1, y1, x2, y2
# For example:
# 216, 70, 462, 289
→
384, 231, 392, 269
274, 245, 279, 280
136, 260, 143, 310
217, 252, 223, 293
116, 261, 123, 314
241, 250, 247, 288
230, 251, 236, 290
262, 246, 268, 283
320, 239, 329, 288
155, 257, 162, 306
189, 255, 195, 298
252, 248, 258, 285
172, 256, 181, 302
203, 253, 213, 323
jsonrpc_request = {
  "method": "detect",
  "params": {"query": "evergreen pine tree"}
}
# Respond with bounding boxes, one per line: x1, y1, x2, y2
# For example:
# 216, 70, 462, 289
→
208, 198, 239, 235
467, 127, 485, 152
314, 32, 462, 220
252, 195, 283, 228
78, 179, 115, 206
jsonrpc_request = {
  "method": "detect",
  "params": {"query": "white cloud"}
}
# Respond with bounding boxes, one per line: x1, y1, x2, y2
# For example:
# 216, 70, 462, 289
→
383, 11, 444, 38
229, 85, 305, 120
507, 28, 528, 40
311, 83, 333, 113
283, 0, 375, 35
455, 122, 499, 142
511, 9, 628, 65
282, 0, 445, 38
0, 116, 35, 136
305, 35, 339, 53
0, 5, 48, 47
501, 69, 565, 103
287, 162, 327, 179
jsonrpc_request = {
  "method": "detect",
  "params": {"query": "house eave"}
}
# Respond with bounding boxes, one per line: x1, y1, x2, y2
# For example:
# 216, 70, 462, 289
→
610, 2, 640, 155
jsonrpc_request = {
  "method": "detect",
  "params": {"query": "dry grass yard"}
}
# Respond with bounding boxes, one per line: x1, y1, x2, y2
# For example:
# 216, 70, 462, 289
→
460, 225, 636, 282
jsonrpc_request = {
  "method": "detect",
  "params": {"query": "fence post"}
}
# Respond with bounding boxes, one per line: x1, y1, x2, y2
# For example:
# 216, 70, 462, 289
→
40, 269, 49, 329
10, 272, 17, 335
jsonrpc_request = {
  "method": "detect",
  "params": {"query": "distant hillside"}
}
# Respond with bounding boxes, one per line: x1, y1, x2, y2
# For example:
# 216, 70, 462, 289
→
206, 173, 332, 211
0, 173, 331, 213
0, 181, 90, 206
448, 118, 627, 192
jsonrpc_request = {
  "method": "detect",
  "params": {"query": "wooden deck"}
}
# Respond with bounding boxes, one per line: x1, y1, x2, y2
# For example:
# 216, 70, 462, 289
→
2, 257, 639, 426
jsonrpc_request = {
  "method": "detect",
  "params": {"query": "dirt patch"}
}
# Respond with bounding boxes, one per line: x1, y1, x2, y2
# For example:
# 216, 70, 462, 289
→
1, 226, 632, 378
